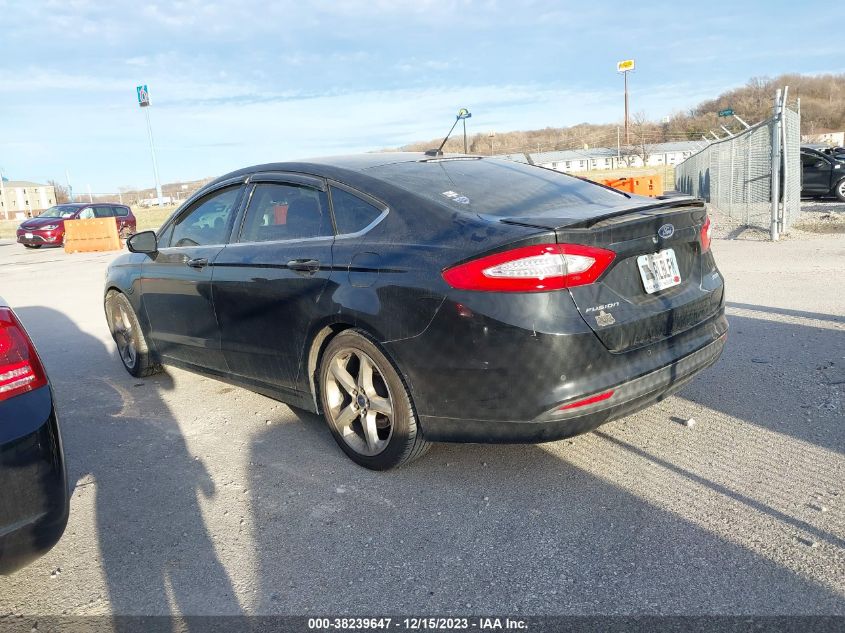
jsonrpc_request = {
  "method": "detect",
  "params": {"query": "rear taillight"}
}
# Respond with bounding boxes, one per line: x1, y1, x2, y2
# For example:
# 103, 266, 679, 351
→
700, 216, 712, 252
0, 307, 48, 402
442, 243, 616, 292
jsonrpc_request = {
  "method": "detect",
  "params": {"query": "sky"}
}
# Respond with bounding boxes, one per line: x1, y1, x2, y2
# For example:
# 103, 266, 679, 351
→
0, 0, 839, 192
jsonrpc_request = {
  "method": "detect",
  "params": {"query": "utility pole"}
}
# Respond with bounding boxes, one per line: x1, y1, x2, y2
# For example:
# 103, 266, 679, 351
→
65, 169, 74, 202
136, 84, 163, 203
616, 127, 621, 165
0, 168, 6, 220
489, 131, 495, 156
617, 59, 635, 145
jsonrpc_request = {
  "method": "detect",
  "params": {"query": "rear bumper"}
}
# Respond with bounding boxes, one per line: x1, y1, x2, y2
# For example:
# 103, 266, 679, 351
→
417, 333, 725, 443
0, 387, 69, 574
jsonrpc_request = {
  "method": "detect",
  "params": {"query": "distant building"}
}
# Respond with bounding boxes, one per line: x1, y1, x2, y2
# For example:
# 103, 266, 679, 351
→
0, 180, 57, 220
496, 141, 707, 173
801, 131, 844, 147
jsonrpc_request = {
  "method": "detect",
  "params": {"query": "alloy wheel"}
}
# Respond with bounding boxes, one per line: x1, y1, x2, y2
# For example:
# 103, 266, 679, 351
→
324, 348, 394, 456
111, 303, 137, 368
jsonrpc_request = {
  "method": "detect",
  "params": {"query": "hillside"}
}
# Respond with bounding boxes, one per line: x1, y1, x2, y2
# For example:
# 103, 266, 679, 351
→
400, 73, 845, 155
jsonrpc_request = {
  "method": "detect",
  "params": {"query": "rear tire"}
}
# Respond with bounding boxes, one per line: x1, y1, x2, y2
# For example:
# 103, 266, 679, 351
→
23, 244, 41, 249
319, 330, 430, 470
104, 290, 162, 378
835, 179, 845, 202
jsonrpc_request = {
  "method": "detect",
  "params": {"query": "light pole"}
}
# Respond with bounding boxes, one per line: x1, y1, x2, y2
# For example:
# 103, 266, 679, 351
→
136, 84, 163, 203
617, 59, 635, 145
458, 107, 472, 153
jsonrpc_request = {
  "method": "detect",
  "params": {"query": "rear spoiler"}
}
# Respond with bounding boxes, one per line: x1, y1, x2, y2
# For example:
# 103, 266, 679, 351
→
493, 197, 706, 231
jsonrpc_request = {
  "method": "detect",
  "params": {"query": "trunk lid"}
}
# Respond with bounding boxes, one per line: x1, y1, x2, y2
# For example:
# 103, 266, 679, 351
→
500, 198, 724, 353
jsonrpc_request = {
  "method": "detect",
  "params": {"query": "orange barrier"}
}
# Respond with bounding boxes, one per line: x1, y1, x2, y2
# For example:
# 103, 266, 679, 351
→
63, 218, 121, 254
599, 175, 663, 197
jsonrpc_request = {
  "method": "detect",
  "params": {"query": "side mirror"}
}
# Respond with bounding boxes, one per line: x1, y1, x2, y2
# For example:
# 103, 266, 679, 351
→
127, 230, 158, 254
815, 161, 826, 169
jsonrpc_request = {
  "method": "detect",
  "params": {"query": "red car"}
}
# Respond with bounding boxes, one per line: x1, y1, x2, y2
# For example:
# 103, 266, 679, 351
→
16, 203, 136, 249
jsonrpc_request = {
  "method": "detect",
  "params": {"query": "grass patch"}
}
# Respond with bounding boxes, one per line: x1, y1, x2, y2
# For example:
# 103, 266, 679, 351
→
132, 205, 180, 232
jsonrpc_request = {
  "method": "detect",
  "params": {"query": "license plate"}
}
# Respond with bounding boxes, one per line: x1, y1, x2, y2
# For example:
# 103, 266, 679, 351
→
25, 232, 33, 239
637, 248, 681, 294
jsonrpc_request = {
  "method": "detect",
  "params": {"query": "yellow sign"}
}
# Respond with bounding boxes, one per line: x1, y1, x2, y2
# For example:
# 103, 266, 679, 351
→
617, 59, 635, 72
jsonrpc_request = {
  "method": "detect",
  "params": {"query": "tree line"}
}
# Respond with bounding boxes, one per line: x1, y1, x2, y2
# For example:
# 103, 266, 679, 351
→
400, 73, 845, 156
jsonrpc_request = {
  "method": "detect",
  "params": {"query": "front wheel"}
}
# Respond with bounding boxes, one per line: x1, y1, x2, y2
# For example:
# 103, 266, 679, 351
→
835, 179, 845, 202
319, 330, 430, 470
104, 291, 162, 378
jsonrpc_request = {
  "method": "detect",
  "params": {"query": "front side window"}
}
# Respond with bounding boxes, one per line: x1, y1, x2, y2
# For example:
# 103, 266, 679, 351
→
167, 186, 241, 248
330, 186, 383, 235
38, 205, 79, 219
240, 183, 331, 243
78, 207, 95, 219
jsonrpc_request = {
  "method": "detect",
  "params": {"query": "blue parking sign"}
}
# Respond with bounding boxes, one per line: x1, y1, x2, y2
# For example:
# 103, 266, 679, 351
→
137, 85, 150, 107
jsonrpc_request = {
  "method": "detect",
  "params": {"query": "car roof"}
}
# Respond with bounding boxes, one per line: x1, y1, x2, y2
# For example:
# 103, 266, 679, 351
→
209, 152, 477, 186
56, 202, 128, 207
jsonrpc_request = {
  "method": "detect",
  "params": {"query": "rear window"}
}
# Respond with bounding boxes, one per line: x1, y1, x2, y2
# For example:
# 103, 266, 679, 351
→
367, 158, 626, 218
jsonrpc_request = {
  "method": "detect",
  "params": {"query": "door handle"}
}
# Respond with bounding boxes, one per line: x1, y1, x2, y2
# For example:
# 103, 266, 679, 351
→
186, 257, 209, 269
287, 258, 320, 274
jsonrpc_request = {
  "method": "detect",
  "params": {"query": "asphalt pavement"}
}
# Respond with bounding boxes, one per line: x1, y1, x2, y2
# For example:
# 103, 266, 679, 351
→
0, 233, 843, 616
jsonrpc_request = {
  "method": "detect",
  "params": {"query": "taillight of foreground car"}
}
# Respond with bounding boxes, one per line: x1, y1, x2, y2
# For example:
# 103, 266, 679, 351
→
700, 216, 712, 252
0, 307, 48, 402
442, 243, 616, 292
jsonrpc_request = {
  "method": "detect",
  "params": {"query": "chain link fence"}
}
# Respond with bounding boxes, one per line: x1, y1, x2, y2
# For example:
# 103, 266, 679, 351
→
675, 89, 800, 240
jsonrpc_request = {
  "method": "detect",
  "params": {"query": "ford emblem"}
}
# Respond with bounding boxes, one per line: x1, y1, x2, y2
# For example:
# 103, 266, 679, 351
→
658, 224, 675, 239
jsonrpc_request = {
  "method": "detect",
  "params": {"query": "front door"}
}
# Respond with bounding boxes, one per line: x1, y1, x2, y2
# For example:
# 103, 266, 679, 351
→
213, 177, 334, 396
140, 184, 244, 371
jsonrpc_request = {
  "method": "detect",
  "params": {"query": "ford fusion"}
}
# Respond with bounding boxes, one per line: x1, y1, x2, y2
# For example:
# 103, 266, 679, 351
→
103, 154, 726, 470
0, 298, 68, 573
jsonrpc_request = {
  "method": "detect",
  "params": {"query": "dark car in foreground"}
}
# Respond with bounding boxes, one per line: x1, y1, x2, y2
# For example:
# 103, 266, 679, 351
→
104, 153, 727, 469
0, 298, 68, 573
17, 203, 136, 248
801, 147, 845, 201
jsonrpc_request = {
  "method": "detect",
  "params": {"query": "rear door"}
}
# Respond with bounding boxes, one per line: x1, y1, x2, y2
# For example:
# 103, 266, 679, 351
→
212, 174, 334, 396
111, 205, 132, 234
801, 150, 832, 194
140, 182, 245, 371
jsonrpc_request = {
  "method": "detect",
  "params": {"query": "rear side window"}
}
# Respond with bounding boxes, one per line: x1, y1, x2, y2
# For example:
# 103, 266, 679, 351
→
330, 186, 384, 234
368, 158, 627, 218
113, 206, 130, 217
240, 183, 332, 243
93, 206, 114, 218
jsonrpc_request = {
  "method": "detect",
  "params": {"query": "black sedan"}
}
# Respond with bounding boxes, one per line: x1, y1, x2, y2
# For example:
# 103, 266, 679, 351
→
801, 147, 845, 201
104, 154, 727, 470
0, 298, 68, 573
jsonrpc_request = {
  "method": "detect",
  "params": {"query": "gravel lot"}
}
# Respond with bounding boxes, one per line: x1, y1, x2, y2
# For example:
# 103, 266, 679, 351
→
0, 233, 843, 616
